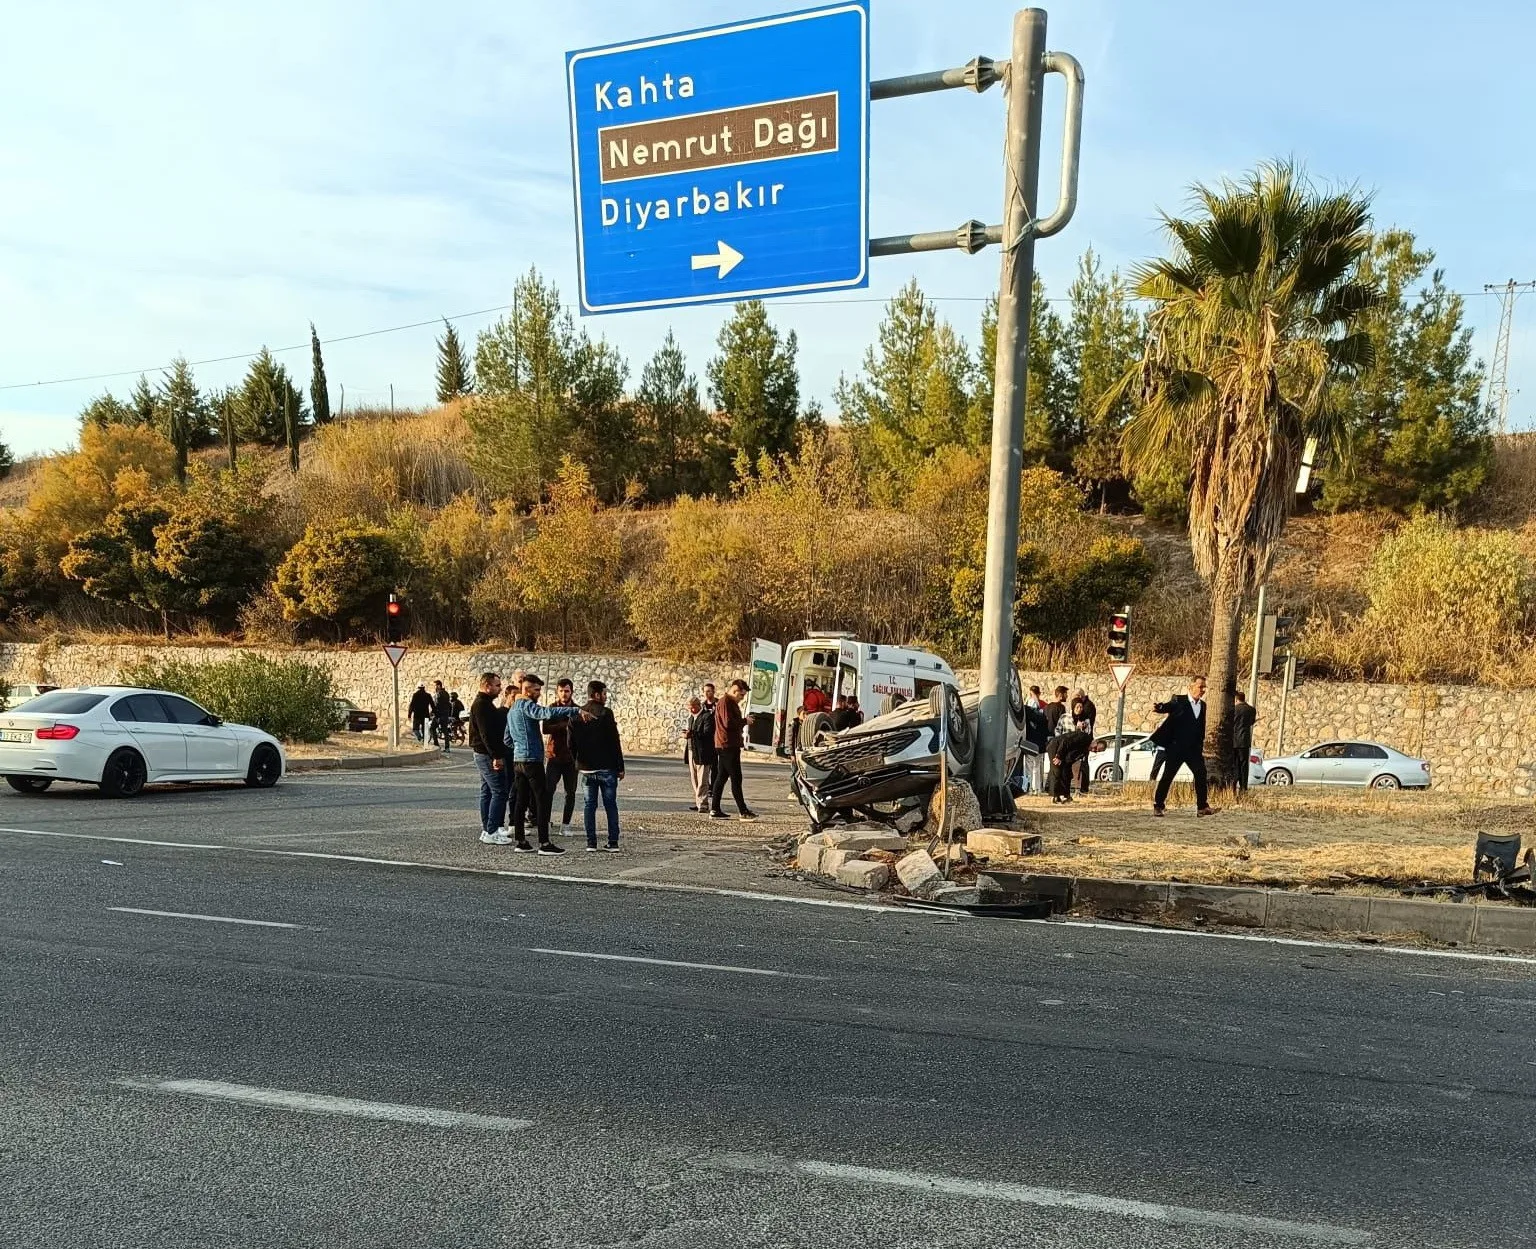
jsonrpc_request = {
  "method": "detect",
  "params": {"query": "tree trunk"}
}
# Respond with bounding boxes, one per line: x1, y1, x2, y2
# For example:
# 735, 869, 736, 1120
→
1205, 570, 1244, 789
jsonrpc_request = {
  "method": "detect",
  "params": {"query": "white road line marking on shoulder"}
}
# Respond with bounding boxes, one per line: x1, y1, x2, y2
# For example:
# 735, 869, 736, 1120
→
115, 1079, 531, 1130
108, 907, 315, 930
1025, 917, 1536, 966
702, 1154, 1371, 1245
529, 947, 824, 979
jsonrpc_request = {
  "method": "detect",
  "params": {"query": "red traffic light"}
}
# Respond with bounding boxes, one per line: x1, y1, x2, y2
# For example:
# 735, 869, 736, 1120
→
386, 595, 401, 617
1109, 614, 1129, 631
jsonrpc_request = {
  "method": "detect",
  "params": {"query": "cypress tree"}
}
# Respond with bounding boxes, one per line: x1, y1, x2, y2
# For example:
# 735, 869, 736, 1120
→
285, 389, 299, 474
309, 323, 332, 425
435, 319, 472, 402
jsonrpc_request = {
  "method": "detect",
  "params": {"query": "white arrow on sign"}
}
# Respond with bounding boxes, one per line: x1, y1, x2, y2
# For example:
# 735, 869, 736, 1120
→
690, 240, 743, 279
383, 643, 408, 669
1110, 663, 1134, 691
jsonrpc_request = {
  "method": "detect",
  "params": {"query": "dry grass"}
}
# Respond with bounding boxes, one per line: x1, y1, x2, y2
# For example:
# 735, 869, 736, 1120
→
294, 404, 477, 521
1009, 782, 1522, 889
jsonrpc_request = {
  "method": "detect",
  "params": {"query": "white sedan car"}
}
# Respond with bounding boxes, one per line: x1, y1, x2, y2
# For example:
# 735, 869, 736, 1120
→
0, 686, 286, 797
1087, 731, 1265, 787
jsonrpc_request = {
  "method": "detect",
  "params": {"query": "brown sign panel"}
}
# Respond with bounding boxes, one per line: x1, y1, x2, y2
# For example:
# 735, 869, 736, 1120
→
598, 92, 838, 184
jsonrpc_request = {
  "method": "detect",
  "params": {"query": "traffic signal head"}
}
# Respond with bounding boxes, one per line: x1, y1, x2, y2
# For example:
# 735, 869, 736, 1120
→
387, 593, 401, 617
1106, 609, 1131, 662
1273, 614, 1294, 660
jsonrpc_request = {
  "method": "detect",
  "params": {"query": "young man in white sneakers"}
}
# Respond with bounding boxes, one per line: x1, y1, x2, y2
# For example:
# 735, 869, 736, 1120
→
502, 673, 584, 855
542, 678, 581, 836
469, 672, 511, 844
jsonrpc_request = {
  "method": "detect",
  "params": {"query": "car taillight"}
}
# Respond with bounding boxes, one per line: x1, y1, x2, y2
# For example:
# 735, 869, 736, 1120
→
34, 723, 79, 740
1249, 753, 1261, 764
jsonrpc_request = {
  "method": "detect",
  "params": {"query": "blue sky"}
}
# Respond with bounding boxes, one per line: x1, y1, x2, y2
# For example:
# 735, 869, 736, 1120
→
1, 0, 1532, 457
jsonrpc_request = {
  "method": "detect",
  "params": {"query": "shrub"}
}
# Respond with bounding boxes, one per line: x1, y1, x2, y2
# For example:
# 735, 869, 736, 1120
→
298, 406, 477, 523
273, 520, 402, 637
120, 652, 340, 742
1359, 515, 1533, 681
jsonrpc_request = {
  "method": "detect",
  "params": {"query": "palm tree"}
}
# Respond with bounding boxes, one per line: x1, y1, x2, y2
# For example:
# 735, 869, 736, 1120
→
1115, 162, 1378, 785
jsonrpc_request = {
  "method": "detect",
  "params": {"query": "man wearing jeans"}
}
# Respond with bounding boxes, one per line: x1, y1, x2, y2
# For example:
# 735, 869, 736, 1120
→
502, 673, 583, 854
467, 672, 510, 844
570, 680, 624, 851
541, 678, 581, 835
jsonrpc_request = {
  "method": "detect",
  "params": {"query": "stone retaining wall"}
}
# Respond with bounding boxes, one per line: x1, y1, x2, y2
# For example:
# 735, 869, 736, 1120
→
960, 667, 1536, 797
2, 641, 1531, 794
0, 643, 742, 759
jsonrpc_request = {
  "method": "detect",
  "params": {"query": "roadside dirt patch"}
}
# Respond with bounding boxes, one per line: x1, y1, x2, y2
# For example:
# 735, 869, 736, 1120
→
1010, 782, 1522, 889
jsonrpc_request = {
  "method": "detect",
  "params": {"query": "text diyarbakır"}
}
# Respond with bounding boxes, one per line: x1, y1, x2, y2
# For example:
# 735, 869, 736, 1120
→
601, 180, 787, 231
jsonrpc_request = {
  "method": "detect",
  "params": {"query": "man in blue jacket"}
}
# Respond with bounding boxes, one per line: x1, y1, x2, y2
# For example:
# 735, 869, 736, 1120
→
503, 673, 584, 854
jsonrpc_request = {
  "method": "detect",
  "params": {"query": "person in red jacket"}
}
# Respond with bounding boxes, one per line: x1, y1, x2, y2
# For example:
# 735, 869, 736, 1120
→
709, 679, 757, 821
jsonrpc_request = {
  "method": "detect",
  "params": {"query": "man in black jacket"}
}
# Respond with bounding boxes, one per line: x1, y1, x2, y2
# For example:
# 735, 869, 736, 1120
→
466, 672, 510, 844
1150, 676, 1218, 817
1231, 691, 1257, 793
685, 696, 716, 812
570, 680, 625, 851
1047, 729, 1093, 803
431, 681, 453, 754
408, 683, 432, 742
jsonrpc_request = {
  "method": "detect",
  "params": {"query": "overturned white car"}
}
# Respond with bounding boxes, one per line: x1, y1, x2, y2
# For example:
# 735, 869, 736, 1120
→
791, 669, 1031, 831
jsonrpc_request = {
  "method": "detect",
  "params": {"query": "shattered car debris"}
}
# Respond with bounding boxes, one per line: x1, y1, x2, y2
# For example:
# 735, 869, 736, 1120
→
792, 669, 1031, 831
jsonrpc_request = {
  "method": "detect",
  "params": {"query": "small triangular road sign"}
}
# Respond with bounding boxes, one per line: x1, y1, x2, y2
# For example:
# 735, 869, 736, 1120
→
1110, 663, 1134, 691
383, 643, 408, 668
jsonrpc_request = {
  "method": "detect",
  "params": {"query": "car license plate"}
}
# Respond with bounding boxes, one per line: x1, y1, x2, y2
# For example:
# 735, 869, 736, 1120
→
0, 729, 31, 743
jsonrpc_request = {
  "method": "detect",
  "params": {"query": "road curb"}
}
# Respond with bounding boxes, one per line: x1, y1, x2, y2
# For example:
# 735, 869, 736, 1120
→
287, 751, 444, 774
1018, 873, 1536, 951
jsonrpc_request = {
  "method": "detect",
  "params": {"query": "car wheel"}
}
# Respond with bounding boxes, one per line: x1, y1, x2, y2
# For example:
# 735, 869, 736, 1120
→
1371, 774, 1401, 790
5, 775, 52, 794
1006, 667, 1027, 730
932, 685, 974, 770
99, 748, 148, 798
799, 712, 833, 752
245, 744, 282, 788
1095, 763, 1122, 783
1266, 767, 1293, 787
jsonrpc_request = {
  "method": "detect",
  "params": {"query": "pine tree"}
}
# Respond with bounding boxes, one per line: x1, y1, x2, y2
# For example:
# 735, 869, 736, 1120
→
636, 331, 710, 498
1067, 251, 1144, 509
435, 320, 473, 402
1320, 230, 1490, 513
236, 348, 305, 445
836, 280, 973, 489
706, 301, 801, 471
80, 393, 138, 429
309, 324, 332, 425
157, 357, 208, 484
128, 375, 158, 428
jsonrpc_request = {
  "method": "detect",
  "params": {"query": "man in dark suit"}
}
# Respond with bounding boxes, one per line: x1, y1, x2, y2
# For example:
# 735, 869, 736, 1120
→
1231, 691, 1257, 793
1149, 676, 1218, 817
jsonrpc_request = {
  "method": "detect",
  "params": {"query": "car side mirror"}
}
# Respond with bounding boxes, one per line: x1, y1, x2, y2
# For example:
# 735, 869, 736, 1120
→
204, 716, 222, 727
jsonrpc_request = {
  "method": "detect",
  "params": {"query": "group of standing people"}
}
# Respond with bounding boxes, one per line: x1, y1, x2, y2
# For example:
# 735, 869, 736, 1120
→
1016, 684, 1099, 803
466, 669, 625, 853
680, 680, 759, 820
408, 681, 464, 752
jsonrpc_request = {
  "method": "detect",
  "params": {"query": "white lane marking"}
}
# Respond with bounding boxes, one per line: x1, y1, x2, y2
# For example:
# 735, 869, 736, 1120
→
705, 1154, 1371, 1245
8, 826, 1536, 964
108, 907, 315, 930
115, 1079, 530, 1130
529, 947, 823, 979
1024, 917, 1536, 966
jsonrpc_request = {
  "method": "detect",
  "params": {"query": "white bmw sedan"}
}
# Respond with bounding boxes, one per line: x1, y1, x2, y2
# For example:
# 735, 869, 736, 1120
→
0, 686, 286, 797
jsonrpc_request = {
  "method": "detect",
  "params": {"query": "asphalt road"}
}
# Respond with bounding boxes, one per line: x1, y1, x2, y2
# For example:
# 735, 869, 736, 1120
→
2, 763, 1534, 1248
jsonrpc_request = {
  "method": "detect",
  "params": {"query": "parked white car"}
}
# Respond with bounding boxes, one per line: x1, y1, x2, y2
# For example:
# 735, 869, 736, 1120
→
0, 686, 286, 797
1087, 731, 1265, 787
1, 682, 56, 710
1263, 741, 1430, 790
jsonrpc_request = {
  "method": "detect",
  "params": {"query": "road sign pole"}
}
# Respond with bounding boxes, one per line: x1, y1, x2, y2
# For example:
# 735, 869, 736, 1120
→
974, 9, 1049, 822
390, 665, 400, 753
1111, 686, 1127, 783
1276, 653, 1296, 758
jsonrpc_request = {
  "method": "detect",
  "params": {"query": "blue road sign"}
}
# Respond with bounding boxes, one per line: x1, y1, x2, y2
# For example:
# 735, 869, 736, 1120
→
566, 2, 869, 315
